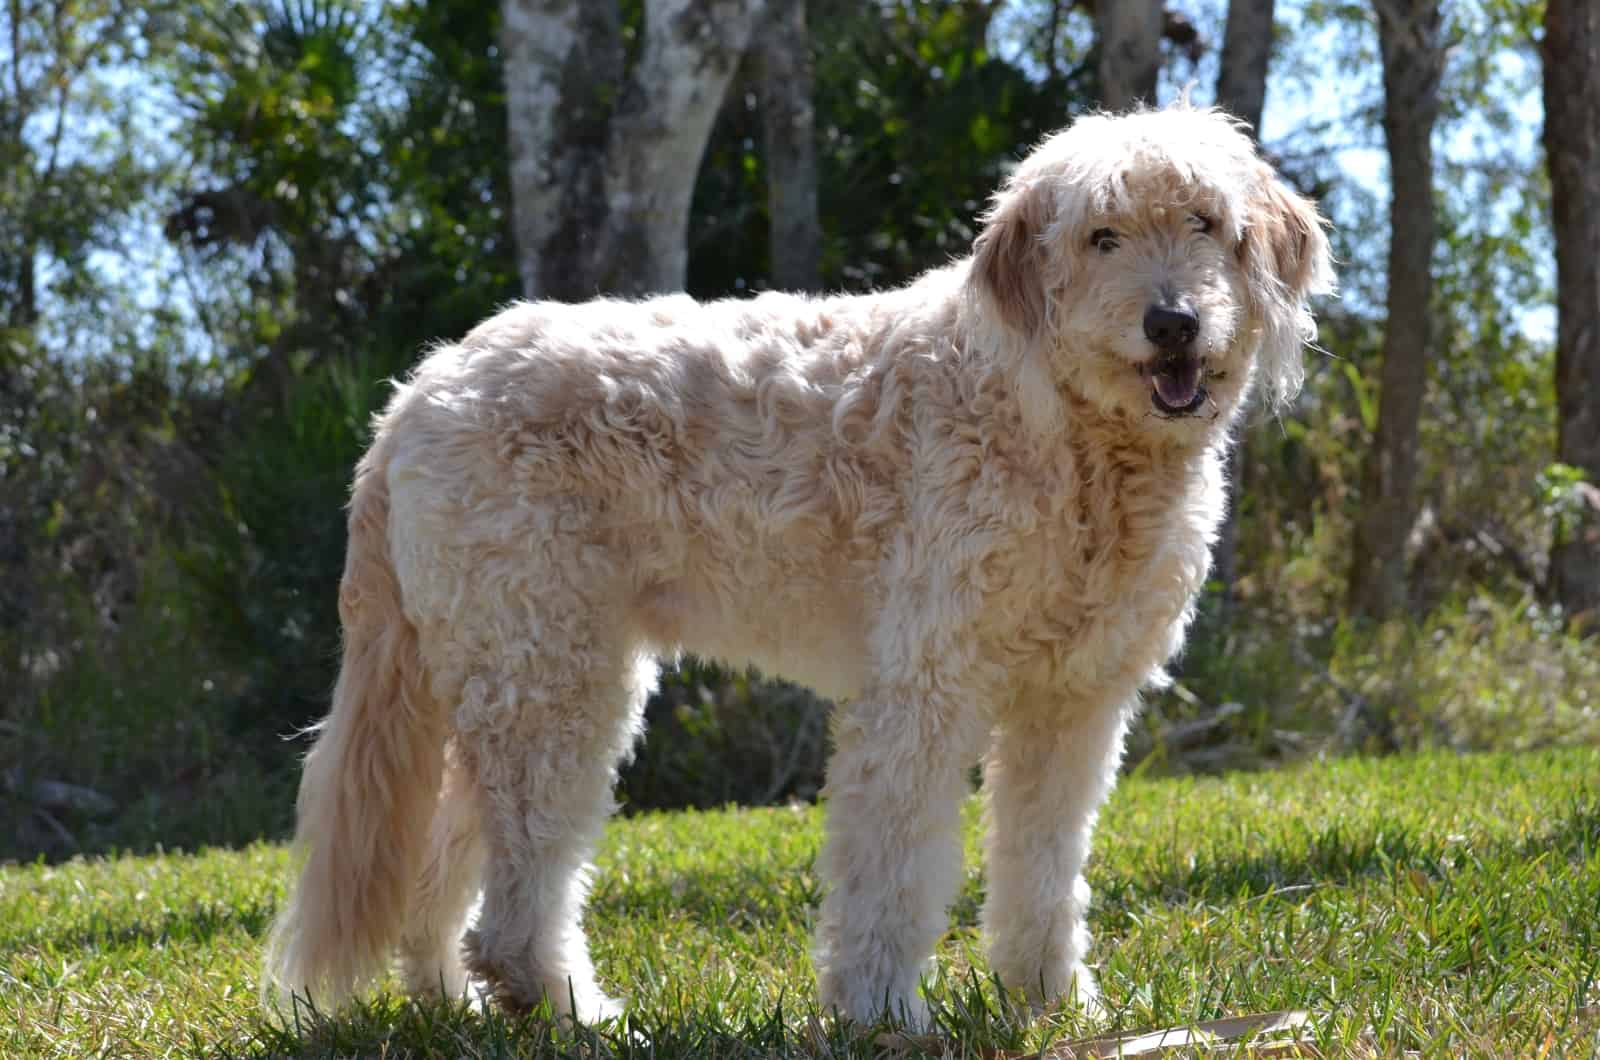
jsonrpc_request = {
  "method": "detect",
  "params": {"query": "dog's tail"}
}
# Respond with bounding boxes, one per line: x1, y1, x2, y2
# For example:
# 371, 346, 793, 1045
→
263, 432, 448, 1013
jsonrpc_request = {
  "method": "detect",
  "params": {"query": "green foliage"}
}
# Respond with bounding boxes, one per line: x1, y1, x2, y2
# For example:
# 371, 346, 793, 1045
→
1326, 594, 1600, 752
370, 0, 521, 348
3, 749, 1597, 1055
690, 0, 1088, 296
1, 0, 524, 833
166, 0, 405, 371
0, 0, 173, 331
1539, 462, 1595, 548
1147, 590, 1600, 778
181, 356, 394, 742
1247, 0, 1558, 614
620, 663, 829, 811
0, 332, 284, 859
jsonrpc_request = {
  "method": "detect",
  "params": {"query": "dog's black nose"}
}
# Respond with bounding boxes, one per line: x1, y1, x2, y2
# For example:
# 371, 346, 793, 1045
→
1143, 304, 1199, 349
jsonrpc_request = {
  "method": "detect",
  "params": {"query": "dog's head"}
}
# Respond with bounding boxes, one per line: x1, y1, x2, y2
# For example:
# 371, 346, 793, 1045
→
968, 105, 1334, 440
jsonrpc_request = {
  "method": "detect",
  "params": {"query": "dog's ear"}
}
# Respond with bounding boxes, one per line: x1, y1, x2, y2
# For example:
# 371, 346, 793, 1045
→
971, 177, 1053, 339
1240, 172, 1333, 303
1238, 170, 1335, 410
970, 176, 1070, 437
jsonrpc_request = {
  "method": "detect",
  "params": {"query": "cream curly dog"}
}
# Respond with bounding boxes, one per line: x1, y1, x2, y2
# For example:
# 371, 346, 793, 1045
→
265, 105, 1333, 1027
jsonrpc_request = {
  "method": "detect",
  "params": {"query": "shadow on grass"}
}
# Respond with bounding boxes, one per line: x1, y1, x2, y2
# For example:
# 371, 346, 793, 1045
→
1088, 794, 1600, 921
943, 796, 1600, 931
208, 992, 879, 1060
0, 898, 278, 958
587, 863, 821, 931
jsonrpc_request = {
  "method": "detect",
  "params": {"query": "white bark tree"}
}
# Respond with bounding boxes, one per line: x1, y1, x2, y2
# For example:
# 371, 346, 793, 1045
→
500, 0, 767, 301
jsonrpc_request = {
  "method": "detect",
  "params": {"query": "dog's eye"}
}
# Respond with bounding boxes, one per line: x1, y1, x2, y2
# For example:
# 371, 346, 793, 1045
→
1091, 228, 1120, 253
1190, 213, 1215, 234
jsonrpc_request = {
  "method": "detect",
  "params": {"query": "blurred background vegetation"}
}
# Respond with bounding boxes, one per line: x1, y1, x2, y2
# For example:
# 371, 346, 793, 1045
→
2, 0, 1595, 862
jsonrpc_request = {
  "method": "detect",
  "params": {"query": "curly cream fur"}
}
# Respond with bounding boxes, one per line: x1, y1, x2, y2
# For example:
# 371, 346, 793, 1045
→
264, 104, 1333, 1027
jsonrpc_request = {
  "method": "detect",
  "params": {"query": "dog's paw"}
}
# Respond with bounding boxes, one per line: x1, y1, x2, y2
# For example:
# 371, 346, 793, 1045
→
889, 992, 934, 1034
831, 995, 933, 1036
569, 989, 625, 1026
1054, 963, 1105, 1023
1004, 961, 1106, 1024
818, 972, 930, 1032
539, 979, 625, 1026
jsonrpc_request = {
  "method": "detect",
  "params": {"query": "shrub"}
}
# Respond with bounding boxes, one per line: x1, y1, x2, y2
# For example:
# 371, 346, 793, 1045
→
620, 660, 831, 812
1326, 594, 1600, 752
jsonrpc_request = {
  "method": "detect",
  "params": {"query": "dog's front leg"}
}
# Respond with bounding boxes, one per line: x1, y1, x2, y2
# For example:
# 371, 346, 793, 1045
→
812, 697, 985, 1028
981, 693, 1132, 1018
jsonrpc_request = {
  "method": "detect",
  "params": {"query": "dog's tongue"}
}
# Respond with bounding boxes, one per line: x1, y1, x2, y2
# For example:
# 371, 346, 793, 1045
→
1153, 357, 1203, 408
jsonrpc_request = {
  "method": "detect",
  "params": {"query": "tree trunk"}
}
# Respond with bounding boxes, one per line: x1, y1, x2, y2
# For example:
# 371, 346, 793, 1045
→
15, 239, 35, 328
1347, 0, 1444, 621
500, 0, 765, 301
759, 0, 820, 292
1093, 0, 1163, 111
1543, 0, 1600, 626
1215, 0, 1274, 132
1209, 0, 1275, 606
500, 0, 620, 302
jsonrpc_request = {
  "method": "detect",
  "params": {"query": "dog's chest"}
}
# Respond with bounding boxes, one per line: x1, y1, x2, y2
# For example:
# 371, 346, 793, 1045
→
986, 444, 1220, 695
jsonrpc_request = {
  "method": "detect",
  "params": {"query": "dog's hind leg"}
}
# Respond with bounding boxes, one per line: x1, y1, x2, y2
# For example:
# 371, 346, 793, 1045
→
450, 618, 655, 1023
398, 743, 485, 1001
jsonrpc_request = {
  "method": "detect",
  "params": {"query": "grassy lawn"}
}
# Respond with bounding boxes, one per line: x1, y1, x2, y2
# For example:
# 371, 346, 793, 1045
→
3, 748, 1598, 1057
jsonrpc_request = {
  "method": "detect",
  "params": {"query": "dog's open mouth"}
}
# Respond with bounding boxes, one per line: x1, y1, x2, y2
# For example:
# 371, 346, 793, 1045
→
1143, 354, 1207, 416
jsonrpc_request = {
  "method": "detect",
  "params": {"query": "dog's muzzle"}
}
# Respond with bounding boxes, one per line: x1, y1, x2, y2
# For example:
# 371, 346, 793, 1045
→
1141, 303, 1206, 415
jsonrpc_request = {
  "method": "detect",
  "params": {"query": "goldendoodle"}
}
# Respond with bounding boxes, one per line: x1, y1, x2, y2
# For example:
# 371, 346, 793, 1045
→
265, 104, 1333, 1028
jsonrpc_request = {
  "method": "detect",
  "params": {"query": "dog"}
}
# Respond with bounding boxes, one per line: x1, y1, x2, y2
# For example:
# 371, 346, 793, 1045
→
264, 104, 1333, 1028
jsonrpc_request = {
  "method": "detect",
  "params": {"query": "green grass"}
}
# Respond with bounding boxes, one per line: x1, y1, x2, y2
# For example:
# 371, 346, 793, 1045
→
3, 749, 1598, 1057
